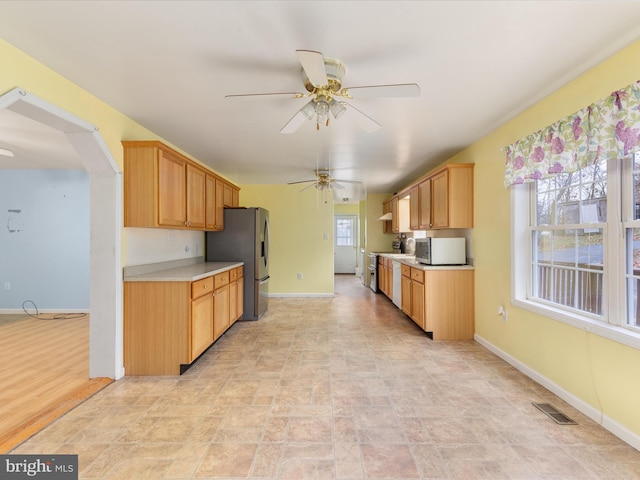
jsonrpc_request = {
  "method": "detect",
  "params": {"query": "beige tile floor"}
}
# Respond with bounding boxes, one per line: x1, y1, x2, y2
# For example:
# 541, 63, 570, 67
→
12, 274, 640, 479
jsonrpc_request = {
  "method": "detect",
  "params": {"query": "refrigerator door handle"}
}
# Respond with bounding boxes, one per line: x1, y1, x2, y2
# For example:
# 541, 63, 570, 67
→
263, 215, 270, 271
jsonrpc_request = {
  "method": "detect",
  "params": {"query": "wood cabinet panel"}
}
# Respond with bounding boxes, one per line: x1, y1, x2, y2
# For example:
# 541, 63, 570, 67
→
410, 279, 425, 329
418, 179, 431, 230
191, 292, 213, 361
409, 186, 419, 230
158, 149, 187, 227
424, 270, 475, 339
215, 178, 224, 231
205, 174, 220, 231
213, 283, 230, 340
124, 282, 190, 375
430, 170, 449, 229
186, 164, 206, 228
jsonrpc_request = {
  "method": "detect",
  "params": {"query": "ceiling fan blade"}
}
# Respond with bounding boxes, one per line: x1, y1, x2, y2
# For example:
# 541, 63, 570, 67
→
280, 108, 309, 134
331, 182, 346, 190
296, 50, 328, 87
225, 91, 303, 98
333, 179, 363, 185
342, 83, 421, 99
287, 179, 316, 185
342, 102, 381, 133
299, 182, 318, 193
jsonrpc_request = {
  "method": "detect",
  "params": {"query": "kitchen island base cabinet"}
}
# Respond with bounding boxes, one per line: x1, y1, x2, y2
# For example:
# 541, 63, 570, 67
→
401, 265, 474, 340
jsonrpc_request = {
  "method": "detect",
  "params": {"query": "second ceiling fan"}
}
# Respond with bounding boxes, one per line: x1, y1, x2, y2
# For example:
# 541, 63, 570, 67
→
226, 50, 421, 134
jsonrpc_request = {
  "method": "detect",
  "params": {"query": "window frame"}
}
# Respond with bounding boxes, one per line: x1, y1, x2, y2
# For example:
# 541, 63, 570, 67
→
511, 157, 640, 350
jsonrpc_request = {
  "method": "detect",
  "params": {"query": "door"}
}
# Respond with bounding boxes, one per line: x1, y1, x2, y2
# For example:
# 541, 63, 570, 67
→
334, 215, 358, 274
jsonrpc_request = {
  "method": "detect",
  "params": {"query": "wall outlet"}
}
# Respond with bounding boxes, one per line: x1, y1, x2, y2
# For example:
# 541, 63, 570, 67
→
297, 272, 303, 280
4, 282, 10, 290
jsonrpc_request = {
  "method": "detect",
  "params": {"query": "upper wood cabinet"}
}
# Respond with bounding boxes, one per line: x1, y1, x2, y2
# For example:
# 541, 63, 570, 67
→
405, 163, 474, 230
123, 141, 240, 231
418, 179, 431, 230
186, 163, 206, 229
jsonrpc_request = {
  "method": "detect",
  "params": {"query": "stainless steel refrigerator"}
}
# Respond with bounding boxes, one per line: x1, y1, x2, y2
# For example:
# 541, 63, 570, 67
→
206, 207, 270, 320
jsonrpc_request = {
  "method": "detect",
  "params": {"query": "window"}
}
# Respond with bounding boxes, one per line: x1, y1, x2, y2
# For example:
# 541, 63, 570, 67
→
508, 80, 640, 347
335, 217, 355, 246
512, 151, 640, 348
531, 159, 606, 318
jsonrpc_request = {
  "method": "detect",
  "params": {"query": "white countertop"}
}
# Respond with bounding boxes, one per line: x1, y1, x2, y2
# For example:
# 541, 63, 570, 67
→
375, 252, 474, 271
124, 260, 244, 282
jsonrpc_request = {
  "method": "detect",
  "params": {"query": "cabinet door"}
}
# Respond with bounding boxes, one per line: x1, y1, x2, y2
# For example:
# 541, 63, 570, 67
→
205, 174, 217, 230
232, 188, 239, 208
431, 170, 449, 228
223, 182, 233, 207
409, 186, 419, 230
191, 293, 213, 361
418, 179, 431, 230
391, 197, 399, 233
158, 149, 187, 227
229, 279, 238, 325
213, 284, 230, 340
401, 275, 412, 315
186, 164, 206, 228
236, 276, 244, 320
215, 178, 225, 230
411, 280, 425, 330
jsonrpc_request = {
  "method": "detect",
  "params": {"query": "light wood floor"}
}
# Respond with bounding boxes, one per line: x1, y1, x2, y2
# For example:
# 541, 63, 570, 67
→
0, 314, 111, 452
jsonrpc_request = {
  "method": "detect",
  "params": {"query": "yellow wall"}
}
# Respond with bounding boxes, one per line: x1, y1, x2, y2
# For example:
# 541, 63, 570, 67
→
452, 39, 640, 438
239, 184, 334, 295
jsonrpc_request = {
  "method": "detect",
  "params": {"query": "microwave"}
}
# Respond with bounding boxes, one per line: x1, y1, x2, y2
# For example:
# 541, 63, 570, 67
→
415, 237, 466, 265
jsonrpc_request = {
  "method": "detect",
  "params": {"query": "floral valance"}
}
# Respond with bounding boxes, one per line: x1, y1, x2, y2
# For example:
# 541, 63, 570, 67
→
504, 80, 640, 187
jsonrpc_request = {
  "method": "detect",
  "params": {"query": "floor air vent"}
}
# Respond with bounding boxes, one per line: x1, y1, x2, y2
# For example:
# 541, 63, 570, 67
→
533, 402, 577, 425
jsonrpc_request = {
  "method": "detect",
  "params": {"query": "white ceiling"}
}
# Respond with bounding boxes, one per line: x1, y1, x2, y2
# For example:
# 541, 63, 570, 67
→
2, 1, 640, 203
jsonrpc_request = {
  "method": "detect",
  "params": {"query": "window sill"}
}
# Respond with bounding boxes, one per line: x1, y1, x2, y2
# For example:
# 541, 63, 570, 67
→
512, 298, 640, 351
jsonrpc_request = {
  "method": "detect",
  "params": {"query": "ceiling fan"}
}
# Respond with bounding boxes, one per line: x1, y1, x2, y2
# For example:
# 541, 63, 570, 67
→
287, 169, 362, 193
225, 50, 420, 134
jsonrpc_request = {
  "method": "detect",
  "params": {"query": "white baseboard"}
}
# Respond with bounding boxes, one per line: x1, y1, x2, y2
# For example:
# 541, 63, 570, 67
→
474, 334, 640, 452
0, 308, 89, 314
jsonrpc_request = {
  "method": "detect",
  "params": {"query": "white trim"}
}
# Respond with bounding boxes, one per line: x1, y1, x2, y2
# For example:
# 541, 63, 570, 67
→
474, 334, 640, 452
0, 87, 123, 379
0, 309, 89, 314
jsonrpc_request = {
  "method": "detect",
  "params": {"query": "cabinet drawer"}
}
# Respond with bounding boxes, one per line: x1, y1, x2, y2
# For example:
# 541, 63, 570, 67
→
191, 277, 214, 298
229, 266, 243, 281
401, 264, 411, 277
410, 268, 425, 283
214, 271, 230, 289
236, 266, 243, 278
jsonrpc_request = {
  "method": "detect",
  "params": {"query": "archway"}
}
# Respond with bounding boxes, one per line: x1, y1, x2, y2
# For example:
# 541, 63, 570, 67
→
0, 87, 123, 379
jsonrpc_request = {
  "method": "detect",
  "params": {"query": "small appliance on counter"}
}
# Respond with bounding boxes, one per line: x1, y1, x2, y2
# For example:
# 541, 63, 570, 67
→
415, 237, 466, 265
206, 207, 270, 320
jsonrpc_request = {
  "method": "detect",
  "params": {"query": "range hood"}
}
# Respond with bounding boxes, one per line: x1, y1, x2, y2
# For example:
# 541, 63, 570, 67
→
379, 212, 393, 221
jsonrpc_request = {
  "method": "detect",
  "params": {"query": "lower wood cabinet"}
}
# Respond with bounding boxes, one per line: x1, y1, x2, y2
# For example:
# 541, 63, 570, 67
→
401, 264, 474, 340
124, 266, 244, 375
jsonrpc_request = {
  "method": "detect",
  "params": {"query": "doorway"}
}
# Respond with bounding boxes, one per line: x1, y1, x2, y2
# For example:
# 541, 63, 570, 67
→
0, 87, 122, 379
334, 214, 358, 274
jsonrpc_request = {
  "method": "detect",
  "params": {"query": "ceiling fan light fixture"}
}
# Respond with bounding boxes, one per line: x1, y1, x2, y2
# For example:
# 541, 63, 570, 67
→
0, 148, 15, 157
329, 99, 346, 119
300, 100, 316, 120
